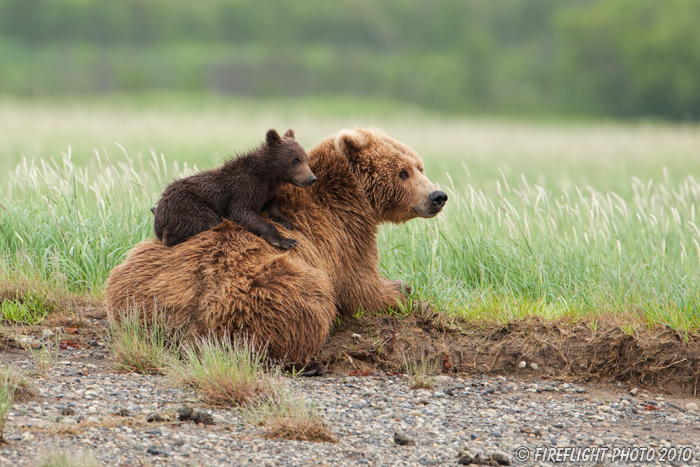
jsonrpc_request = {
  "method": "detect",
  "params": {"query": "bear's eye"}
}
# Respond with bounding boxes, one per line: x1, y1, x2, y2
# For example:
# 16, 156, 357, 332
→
399, 170, 409, 179
293, 158, 301, 164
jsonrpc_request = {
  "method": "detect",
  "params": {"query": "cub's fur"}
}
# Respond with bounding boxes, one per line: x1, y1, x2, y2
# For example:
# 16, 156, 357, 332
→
153, 129, 316, 248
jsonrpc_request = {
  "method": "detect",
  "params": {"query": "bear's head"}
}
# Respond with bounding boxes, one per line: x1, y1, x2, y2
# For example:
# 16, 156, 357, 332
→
335, 128, 447, 223
265, 129, 317, 188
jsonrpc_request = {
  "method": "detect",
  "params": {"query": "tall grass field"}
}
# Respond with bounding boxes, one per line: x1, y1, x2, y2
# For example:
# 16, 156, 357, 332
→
1, 97, 699, 331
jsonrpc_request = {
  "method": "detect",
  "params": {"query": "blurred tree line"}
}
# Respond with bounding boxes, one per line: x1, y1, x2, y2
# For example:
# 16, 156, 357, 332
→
0, 0, 698, 120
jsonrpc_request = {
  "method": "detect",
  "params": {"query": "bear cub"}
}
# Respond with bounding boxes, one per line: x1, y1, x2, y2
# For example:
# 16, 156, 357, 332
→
153, 128, 316, 248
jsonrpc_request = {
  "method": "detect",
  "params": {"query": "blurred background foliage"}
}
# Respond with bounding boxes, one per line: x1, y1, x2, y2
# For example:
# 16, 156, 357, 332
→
0, 0, 699, 120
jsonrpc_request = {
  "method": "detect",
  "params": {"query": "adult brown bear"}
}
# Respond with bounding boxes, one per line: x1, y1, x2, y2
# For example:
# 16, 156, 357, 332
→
105, 128, 447, 362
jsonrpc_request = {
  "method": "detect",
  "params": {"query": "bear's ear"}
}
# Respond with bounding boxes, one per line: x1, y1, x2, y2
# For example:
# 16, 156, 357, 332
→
266, 129, 281, 146
284, 129, 295, 139
335, 129, 369, 163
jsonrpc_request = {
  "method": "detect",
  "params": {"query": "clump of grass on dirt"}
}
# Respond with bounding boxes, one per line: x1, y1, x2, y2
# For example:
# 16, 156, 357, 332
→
244, 384, 336, 443
402, 351, 439, 390
106, 307, 182, 375
29, 336, 61, 373
169, 336, 275, 407
0, 293, 52, 324
169, 334, 335, 442
39, 451, 99, 467
0, 366, 37, 402
0, 366, 36, 443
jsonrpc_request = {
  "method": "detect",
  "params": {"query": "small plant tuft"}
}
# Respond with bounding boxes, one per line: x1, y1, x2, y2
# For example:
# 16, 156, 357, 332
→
1, 294, 53, 324
170, 335, 274, 407
402, 351, 439, 390
39, 450, 100, 467
0, 367, 36, 443
29, 336, 61, 373
106, 307, 182, 375
244, 384, 336, 443
0, 366, 37, 403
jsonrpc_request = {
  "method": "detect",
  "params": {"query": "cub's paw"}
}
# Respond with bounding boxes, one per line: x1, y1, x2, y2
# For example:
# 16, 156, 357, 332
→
278, 219, 294, 231
276, 238, 299, 250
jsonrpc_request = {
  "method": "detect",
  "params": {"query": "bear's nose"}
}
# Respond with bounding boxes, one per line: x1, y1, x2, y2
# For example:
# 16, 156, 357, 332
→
428, 190, 447, 209
308, 175, 318, 185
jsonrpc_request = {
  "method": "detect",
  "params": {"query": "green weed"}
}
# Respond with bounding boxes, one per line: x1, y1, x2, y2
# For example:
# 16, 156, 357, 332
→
106, 307, 182, 375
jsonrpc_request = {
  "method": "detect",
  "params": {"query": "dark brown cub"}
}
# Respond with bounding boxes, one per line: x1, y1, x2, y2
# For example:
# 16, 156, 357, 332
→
153, 128, 316, 248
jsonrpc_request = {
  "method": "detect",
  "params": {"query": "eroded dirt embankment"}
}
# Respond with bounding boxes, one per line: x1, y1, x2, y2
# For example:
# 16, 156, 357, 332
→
317, 307, 700, 397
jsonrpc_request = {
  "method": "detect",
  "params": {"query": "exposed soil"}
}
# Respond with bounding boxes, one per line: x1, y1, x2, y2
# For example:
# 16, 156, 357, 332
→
2, 300, 700, 397
316, 305, 700, 397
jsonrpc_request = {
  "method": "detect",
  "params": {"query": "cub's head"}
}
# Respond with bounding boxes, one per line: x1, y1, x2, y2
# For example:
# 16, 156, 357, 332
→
266, 129, 317, 188
335, 128, 447, 223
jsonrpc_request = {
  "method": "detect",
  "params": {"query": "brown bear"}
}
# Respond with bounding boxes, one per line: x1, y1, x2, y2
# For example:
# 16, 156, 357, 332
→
105, 128, 447, 362
153, 128, 316, 248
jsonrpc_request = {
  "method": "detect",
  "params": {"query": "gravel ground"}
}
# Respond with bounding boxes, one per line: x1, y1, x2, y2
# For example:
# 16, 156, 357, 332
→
1, 346, 699, 466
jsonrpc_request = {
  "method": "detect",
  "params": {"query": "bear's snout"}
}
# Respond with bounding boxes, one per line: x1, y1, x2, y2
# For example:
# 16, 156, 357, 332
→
429, 190, 448, 210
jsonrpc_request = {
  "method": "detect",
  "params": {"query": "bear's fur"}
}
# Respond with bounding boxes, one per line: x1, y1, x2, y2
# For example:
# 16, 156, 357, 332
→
153, 128, 316, 248
106, 128, 447, 362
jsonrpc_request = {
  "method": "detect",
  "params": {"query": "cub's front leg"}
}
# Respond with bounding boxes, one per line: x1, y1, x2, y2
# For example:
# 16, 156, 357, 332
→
231, 210, 298, 249
263, 201, 293, 231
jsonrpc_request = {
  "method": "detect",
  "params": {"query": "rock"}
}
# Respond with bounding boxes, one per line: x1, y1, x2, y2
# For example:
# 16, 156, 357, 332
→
351, 333, 362, 340
14, 335, 40, 348
457, 452, 475, 465
529, 363, 538, 370
518, 361, 527, 369
42, 329, 54, 339
115, 408, 131, 417
630, 387, 639, 396
177, 406, 214, 425
146, 413, 166, 423
20, 432, 34, 442
58, 360, 71, 365
685, 402, 698, 411
146, 446, 169, 456
490, 452, 512, 465
61, 407, 76, 416
519, 426, 534, 434
88, 340, 100, 347
393, 431, 415, 446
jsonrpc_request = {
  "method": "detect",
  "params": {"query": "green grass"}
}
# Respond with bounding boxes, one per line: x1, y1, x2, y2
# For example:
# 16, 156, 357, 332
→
170, 336, 275, 407
243, 383, 336, 442
39, 451, 99, 467
1, 293, 53, 324
1, 98, 700, 331
402, 351, 439, 390
106, 307, 183, 375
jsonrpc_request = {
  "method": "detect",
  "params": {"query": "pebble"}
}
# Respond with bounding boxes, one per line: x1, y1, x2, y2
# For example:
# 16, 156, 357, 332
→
686, 402, 698, 411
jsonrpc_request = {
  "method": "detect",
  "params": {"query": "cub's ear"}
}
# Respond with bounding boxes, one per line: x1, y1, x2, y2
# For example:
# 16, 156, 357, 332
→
335, 129, 369, 163
284, 129, 295, 139
266, 129, 281, 145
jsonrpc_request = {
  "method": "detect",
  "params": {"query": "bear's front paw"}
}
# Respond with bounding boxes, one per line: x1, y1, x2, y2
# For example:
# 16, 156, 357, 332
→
389, 280, 412, 296
276, 238, 299, 250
